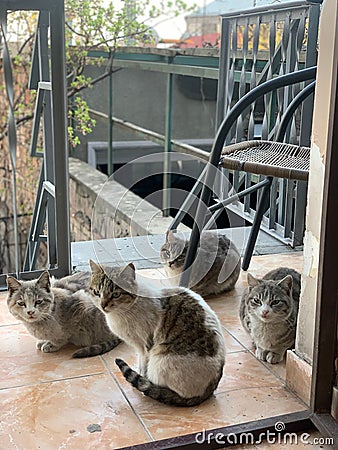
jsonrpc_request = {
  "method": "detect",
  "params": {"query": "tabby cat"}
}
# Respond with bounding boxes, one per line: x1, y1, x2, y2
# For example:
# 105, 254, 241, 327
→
239, 267, 301, 364
6, 271, 121, 357
89, 259, 225, 406
160, 230, 241, 297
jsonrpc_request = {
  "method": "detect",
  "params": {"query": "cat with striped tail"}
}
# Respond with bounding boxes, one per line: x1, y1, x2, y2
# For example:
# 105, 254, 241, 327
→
89, 260, 225, 406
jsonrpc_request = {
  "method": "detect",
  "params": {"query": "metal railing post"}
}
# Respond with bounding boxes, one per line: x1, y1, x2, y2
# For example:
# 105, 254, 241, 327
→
50, 0, 71, 276
162, 71, 173, 217
108, 71, 113, 177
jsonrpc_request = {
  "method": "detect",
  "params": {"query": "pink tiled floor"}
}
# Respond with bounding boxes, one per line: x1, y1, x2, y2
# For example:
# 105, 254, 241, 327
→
1, 253, 322, 449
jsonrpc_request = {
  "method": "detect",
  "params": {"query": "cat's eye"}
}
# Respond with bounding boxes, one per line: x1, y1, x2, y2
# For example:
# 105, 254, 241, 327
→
93, 289, 100, 297
252, 297, 261, 305
112, 292, 121, 299
165, 250, 171, 257
271, 300, 281, 306
17, 301, 25, 307
35, 300, 42, 305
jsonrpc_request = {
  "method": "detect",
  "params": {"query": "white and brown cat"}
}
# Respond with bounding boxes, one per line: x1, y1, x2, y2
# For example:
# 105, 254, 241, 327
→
89, 260, 225, 406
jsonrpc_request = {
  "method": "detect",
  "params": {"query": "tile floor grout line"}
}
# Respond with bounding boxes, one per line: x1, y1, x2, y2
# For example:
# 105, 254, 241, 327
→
99, 355, 155, 443
0, 370, 106, 392
221, 324, 254, 352
221, 325, 290, 385
0, 322, 21, 328
225, 350, 249, 355
216, 383, 288, 397
277, 380, 309, 409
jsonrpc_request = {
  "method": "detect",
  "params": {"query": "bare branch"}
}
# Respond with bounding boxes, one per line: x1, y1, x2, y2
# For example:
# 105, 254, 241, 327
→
17, 33, 35, 56
0, 114, 34, 142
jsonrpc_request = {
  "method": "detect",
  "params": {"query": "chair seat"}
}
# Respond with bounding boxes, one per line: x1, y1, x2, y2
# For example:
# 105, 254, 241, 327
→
220, 140, 310, 181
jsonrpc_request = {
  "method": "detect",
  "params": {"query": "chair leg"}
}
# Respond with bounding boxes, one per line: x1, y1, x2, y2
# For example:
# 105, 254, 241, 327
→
242, 177, 273, 271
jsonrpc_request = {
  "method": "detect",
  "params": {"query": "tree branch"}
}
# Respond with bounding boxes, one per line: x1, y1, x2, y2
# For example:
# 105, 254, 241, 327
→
67, 66, 122, 98
0, 114, 34, 142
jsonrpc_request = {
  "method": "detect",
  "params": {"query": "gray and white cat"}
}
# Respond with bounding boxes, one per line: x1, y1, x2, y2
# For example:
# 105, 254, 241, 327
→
239, 267, 301, 364
89, 259, 225, 406
160, 230, 241, 297
6, 271, 121, 358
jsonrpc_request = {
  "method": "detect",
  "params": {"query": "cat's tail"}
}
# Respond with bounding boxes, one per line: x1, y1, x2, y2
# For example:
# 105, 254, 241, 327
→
115, 358, 221, 407
72, 336, 121, 358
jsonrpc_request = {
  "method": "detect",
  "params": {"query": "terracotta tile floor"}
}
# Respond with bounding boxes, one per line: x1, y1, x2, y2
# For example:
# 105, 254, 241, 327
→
1, 252, 323, 449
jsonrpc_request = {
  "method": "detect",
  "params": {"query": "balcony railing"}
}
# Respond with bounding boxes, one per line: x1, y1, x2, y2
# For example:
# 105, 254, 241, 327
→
215, 0, 321, 247
0, 0, 70, 284
0, 0, 321, 283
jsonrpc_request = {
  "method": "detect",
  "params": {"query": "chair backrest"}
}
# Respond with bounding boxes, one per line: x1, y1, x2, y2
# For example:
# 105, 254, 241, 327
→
214, 1, 321, 247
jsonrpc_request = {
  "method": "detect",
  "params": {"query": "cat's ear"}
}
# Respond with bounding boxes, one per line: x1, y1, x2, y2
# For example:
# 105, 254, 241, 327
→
6, 276, 22, 295
247, 273, 261, 289
277, 275, 293, 294
37, 271, 51, 292
166, 229, 177, 243
89, 259, 103, 273
120, 263, 136, 281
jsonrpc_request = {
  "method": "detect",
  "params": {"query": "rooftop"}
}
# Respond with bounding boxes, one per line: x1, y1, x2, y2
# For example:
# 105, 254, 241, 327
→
190, 0, 298, 16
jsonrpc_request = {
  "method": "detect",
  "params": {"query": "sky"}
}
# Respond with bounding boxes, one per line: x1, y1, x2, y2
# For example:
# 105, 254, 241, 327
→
149, 0, 295, 40
107, 0, 296, 42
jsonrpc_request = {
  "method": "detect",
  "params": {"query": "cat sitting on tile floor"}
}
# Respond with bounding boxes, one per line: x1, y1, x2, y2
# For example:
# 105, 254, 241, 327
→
160, 229, 241, 297
89, 259, 225, 406
239, 267, 301, 364
6, 271, 121, 357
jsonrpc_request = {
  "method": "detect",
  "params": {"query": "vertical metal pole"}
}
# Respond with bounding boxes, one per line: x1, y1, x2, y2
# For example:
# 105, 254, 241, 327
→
215, 18, 230, 130
214, 18, 230, 204
162, 72, 173, 217
38, 11, 57, 268
50, 0, 71, 276
108, 72, 113, 177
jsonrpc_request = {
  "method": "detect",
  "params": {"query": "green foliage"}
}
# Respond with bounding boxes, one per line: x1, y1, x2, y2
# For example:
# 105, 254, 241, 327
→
68, 97, 96, 147
64, 0, 193, 148
3, 1, 194, 149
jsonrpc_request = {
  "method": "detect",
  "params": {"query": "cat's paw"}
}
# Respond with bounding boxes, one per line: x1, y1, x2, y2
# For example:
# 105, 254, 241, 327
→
255, 347, 268, 361
266, 352, 284, 364
40, 341, 60, 353
36, 340, 47, 350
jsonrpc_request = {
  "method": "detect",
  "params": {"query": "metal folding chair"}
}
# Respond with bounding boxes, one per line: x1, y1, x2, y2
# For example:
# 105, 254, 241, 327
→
177, 66, 316, 286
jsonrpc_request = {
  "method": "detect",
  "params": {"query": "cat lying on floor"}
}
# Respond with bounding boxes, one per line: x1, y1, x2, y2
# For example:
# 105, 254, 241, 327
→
160, 229, 241, 297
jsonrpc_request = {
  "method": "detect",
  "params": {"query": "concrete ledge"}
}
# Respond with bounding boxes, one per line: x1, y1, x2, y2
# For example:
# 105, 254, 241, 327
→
286, 349, 312, 405
69, 157, 188, 241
